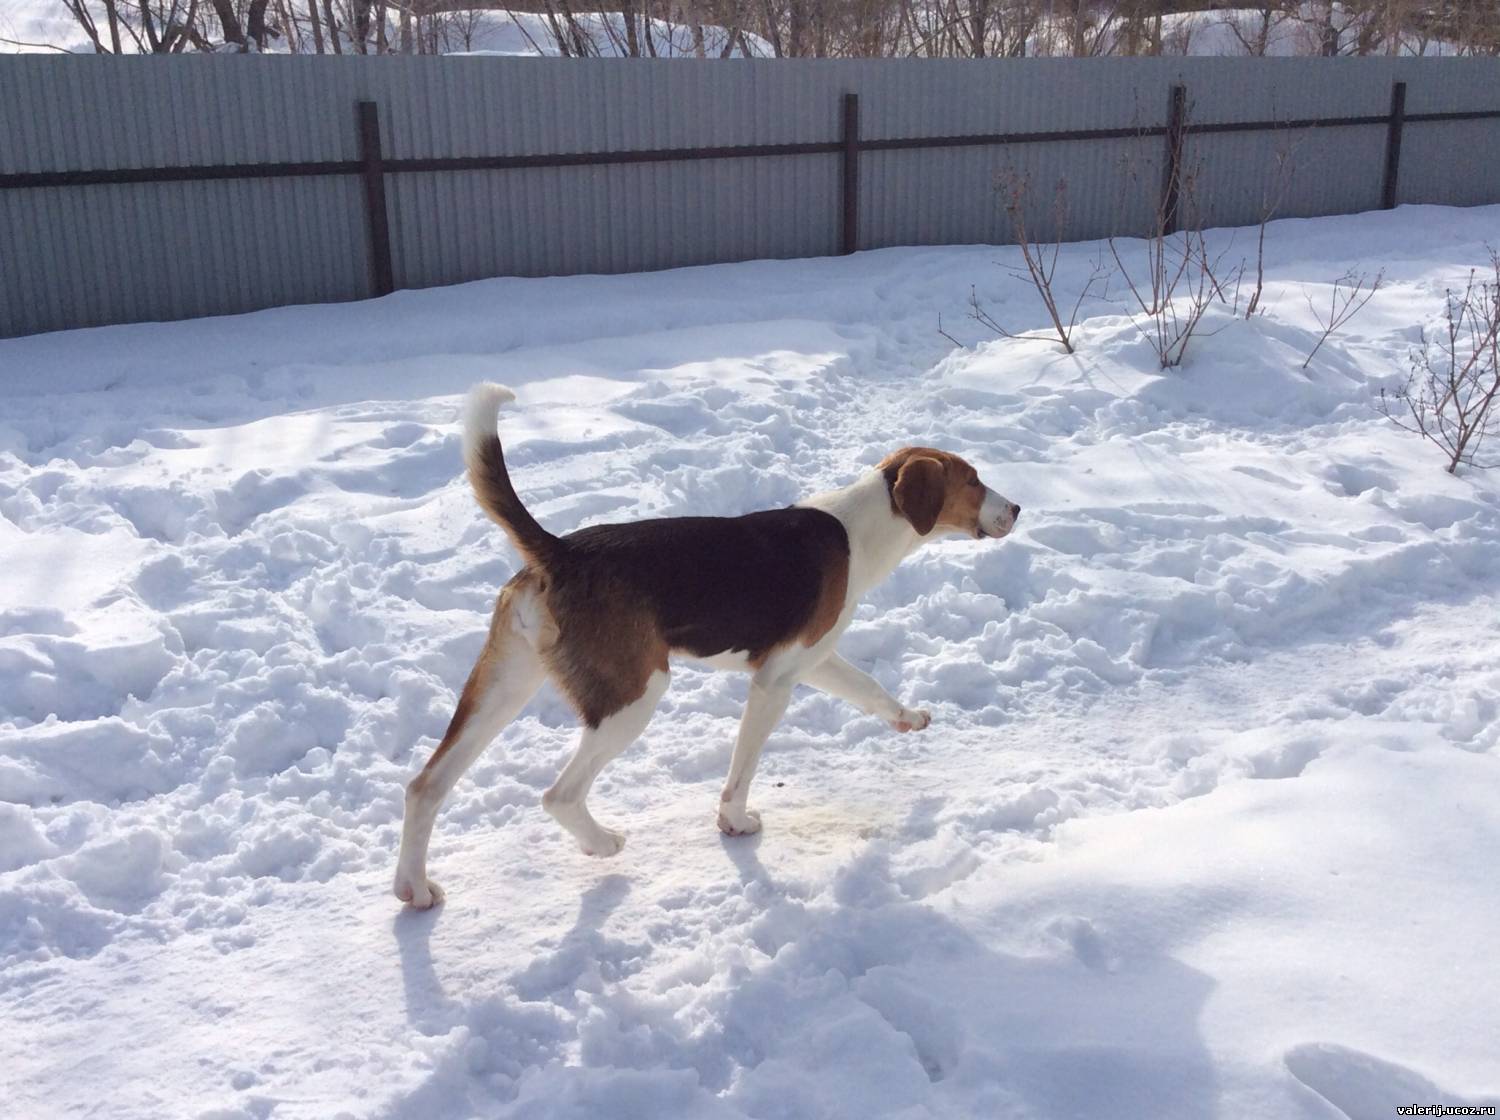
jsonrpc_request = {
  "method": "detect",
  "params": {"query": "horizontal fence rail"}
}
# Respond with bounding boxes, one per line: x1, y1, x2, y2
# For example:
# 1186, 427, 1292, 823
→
2, 58, 1499, 338
12, 101, 1498, 187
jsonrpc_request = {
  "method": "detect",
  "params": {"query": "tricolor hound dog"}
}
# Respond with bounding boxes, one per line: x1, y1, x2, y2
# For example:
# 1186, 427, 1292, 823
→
394, 382, 1020, 908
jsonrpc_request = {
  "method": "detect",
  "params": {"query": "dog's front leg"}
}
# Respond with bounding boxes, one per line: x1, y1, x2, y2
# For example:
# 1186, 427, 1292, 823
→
717, 673, 792, 837
800, 652, 930, 732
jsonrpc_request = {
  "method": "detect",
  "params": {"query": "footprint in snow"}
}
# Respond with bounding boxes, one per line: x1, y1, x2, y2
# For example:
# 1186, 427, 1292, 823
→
1322, 461, 1394, 498
1231, 464, 1303, 491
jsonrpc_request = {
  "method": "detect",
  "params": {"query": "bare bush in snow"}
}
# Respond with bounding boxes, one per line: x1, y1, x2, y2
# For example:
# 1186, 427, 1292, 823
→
1380, 254, 1500, 474
1108, 137, 1239, 370
1301, 269, 1384, 368
997, 172, 1111, 353
944, 171, 1107, 354
1235, 143, 1300, 318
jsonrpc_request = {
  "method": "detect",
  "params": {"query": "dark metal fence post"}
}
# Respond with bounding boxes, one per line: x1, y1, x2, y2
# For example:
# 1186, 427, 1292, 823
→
357, 101, 395, 297
1382, 81, 1407, 210
840, 93, 860, 255
1161, 84, 1187, 235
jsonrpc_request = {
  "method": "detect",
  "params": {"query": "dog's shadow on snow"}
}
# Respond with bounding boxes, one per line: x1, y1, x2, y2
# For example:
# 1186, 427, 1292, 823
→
703, 817, 1226, 1120
717, 828, 776, 890
507, 874, 634, 1006
390, 823, 1224, 1120
392, 901, 460, 1032
393, 873, 633, 1032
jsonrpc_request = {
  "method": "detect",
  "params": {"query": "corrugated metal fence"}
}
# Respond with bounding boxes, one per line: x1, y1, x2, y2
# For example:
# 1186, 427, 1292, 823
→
2, 57, 1498, 339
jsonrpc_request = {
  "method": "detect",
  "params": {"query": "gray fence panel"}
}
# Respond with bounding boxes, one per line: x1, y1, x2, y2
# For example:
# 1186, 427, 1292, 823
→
1400, 122, 1498, 209
0, 58, 381, 336
851, 59, 1173, 249
1, 56, 1499, 338
1186, 126, 1389, 228
377, 60, 850, 285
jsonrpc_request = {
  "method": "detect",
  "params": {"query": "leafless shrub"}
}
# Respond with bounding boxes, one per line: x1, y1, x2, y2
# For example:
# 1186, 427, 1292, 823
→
1301, 269, 1384, 369
1380, 255, 1500, 474
1108, 142, 1240, 370
996, 172, 1110, 353
1238, 143, 1300, 318
944, 171, 1108, 354
1109, 227, 1228, 369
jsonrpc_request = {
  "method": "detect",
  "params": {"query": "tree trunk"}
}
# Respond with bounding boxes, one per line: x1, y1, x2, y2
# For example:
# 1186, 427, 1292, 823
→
209, 0, 247, 46
139, 0, 163, 49
642, 6, 658, 56
246, 0, 272, 48
324, 0, 342, 51
275, 0, 299, 51
788, 0, 807, 55
307, 0, 326, 51
1319, 2, 1340, 55
622, 0, 640, 55
352, 0, 372, 52
759, 0, 783, 55
105, 0, 123, 52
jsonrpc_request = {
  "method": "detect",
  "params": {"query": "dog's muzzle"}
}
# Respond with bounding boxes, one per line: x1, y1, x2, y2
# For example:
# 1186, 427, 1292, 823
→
978, 490, 1021, 539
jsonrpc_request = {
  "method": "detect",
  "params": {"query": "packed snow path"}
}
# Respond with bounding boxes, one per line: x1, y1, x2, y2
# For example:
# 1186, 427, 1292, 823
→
2, 206, 1498, 1119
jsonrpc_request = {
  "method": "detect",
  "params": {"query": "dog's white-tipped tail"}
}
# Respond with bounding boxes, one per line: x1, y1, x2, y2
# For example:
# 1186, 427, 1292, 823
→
460, 382, 558, 566
462, 382, 517, 460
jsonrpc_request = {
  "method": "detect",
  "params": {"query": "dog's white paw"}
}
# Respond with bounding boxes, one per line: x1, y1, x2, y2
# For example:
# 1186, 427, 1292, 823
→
717, 807, 762, 837
394, 874, 445, 910
892, 708, 931, 733
578, 826, 627, 858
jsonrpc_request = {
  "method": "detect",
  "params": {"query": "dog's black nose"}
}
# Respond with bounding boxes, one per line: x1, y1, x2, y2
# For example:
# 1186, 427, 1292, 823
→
1010, 502, 1022, 519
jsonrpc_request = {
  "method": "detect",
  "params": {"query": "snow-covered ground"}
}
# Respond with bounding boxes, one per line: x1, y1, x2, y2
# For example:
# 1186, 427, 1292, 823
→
3, 205, 1499, 1118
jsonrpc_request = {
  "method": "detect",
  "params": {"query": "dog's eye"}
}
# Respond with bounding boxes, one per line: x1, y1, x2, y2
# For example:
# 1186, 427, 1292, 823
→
969, 479, 982, 488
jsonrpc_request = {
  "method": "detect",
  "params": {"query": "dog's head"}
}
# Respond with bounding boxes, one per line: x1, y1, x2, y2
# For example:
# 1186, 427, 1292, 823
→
879, 447, 1020, 541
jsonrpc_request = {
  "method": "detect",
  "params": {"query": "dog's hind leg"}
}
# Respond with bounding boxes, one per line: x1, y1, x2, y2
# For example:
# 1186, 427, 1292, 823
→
543, 669, 669, 857
394, 581, 547, 909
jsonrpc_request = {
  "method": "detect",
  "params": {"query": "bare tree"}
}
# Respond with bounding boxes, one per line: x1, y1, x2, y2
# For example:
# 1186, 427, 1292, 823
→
55, 0, 205, 52
27, 0, 1466, 57
1042, 0, 1123, 56
59, 0, 124, 52
1438, 0, 1500, 55
1380, 254, 1500, 473
1219, 2, 1294, 56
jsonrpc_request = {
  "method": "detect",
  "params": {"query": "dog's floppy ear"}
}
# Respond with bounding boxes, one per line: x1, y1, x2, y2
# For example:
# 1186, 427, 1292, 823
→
892, 456, 945, 535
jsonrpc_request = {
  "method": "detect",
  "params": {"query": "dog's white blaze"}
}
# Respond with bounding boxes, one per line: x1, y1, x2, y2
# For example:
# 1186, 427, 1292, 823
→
981, 486, 1018, 537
